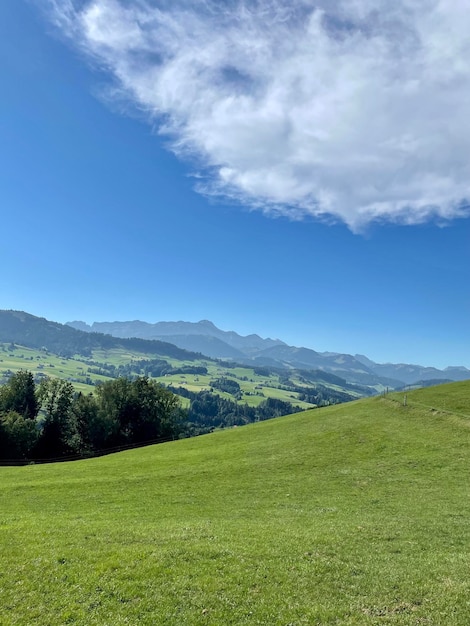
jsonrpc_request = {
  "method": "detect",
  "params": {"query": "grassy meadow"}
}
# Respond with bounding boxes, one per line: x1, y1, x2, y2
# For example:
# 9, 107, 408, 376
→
0, 343, 319, 409
1, 381, 470, 624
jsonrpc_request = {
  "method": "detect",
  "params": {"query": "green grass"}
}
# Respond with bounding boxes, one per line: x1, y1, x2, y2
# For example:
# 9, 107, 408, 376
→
1, 381, 469, 625
0, 345, 112, 391
389, 383, 470, 417
154, 364, 320, 409
0, 344, 319, 409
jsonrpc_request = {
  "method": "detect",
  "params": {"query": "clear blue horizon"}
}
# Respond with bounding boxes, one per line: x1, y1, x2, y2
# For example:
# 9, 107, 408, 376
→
1, 1, 469, 369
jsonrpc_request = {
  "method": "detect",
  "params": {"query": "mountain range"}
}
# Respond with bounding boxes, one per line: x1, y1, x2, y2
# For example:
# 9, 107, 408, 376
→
67, 318, 470, 388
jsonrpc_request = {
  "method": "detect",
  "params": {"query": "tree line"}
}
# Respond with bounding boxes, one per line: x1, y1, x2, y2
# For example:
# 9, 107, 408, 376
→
0, 369, 312, 462
84, 358, 208, 380
168, 385, 302, 435
0, 370, 183, 461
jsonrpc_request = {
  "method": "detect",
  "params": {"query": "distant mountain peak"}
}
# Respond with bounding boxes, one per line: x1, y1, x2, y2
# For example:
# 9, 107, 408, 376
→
67, 320, 92, 332
66, 318, 286, 355
198, 319, 217, 327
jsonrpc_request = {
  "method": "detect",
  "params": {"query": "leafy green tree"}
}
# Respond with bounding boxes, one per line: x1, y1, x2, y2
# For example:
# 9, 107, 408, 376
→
0, 370, 38, 419
95, 377, 136, 444
132, 376, 182, 441
210, 377, 241, 396
35, 377, 75, 457
0, 411, 39, 458
69, 392, 116, 454
95, 377, 182, 445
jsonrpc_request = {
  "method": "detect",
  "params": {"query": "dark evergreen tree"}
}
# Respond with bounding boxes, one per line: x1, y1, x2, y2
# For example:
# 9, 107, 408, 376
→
0, 370, 39, 419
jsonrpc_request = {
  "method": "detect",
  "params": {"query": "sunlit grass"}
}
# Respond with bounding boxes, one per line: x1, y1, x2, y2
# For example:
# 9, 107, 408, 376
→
1, 381, 470, 624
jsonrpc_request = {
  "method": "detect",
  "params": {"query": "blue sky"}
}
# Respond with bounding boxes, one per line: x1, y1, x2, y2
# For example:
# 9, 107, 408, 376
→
1, 0, 469, 368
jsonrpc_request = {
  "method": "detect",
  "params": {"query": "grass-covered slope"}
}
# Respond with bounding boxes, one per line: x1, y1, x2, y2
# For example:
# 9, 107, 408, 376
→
1, 381, 469, 625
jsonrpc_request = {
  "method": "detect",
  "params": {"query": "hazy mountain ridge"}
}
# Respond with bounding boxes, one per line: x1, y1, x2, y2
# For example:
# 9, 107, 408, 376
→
72, 319, 285, 352
67, 318, 469, 387
148, 334, 246, 360
354, 354, 470, 385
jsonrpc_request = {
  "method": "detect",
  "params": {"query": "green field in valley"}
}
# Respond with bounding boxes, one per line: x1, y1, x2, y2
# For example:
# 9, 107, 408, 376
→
1, 380, 469, 625
0, 342, 346, 410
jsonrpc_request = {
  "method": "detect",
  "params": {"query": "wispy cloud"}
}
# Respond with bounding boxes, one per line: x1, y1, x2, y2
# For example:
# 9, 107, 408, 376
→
44, 0, 470, 230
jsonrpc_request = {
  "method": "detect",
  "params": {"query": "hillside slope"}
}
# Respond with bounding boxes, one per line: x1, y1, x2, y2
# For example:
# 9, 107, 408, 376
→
68, 317, 470, 386
1, 381, 469, 625
0, 310, 200, 360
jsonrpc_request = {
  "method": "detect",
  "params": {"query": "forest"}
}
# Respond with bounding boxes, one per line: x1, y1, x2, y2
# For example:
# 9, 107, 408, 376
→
0, 369, 306, 461
0, 370, 183, 461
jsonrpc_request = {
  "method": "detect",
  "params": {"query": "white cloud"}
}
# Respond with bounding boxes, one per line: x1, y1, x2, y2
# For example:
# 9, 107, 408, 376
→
44, 0, 470, 230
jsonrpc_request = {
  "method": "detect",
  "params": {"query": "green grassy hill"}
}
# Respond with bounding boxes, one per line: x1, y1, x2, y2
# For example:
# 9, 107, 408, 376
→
1, 381, 469, 625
